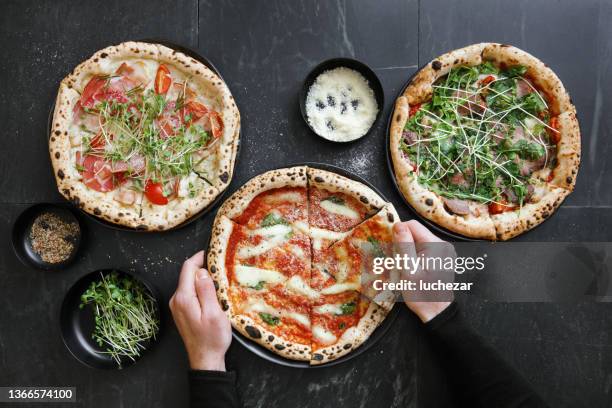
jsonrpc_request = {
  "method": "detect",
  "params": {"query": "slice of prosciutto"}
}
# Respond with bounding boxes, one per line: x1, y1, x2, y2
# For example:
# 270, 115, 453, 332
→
110, 154, 146, 174
76, 151, 125, 192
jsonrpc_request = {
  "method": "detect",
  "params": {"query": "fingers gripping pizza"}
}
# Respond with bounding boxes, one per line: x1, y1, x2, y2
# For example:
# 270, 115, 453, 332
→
49, 42, 240, 230
390, 43, 580, 240
208, 166, 399, 364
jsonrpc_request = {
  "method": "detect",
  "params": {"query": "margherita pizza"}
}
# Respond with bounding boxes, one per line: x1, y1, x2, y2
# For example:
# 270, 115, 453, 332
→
49, 41, 240, 230
390, 43, 580, 240
208, 166, 399, 364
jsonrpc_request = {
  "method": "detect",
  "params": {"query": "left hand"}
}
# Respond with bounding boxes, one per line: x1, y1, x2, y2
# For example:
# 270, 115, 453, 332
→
169, 250, 232, 371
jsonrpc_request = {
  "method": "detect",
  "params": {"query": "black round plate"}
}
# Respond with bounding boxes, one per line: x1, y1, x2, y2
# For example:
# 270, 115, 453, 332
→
207, 162, 400, 368
60, 269, 162, 369
299, 57, 384, 143
384, 66, 482, 242
11, 203, 82, 270
47, 39, 241, 233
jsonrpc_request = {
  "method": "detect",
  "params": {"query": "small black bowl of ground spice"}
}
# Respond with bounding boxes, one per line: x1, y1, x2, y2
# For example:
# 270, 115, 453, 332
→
12, 204, 81, 270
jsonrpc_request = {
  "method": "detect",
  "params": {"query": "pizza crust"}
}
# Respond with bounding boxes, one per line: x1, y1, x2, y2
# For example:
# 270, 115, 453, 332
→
207, 215, 311, 361
307, 167, 386, 213
216, 166, 308, 221
390, 43, 579, 240
399, 176, 496, 240
550, 108, 581, 191
311, 302, 389, 365
49, 41, 240, 230
492, 184, 569, 240
481, 43, 573, 116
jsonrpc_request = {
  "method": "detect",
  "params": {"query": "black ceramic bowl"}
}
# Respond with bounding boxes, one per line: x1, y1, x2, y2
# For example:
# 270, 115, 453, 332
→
11, 203, 82, 270
60, 269, 162, 369
47, 39, 240, 233
299, 58, 384, 143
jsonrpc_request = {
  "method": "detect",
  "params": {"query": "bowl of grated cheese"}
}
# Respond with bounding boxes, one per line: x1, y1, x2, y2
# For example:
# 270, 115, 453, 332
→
300, 58, 384, 143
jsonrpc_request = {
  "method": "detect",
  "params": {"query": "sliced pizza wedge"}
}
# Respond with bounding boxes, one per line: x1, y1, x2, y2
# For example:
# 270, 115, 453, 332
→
216, 166, 309, 229
307, 167, 385, 255
208, 215, 313, 361
310, 290, 387, 365
313, 204, 400, 311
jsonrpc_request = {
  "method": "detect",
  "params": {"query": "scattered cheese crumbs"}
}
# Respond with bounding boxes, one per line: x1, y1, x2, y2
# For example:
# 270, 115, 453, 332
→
305, 67, 378, 142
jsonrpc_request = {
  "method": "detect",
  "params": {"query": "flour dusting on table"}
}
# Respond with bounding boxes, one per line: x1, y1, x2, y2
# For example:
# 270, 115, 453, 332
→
306, 67, 378, 142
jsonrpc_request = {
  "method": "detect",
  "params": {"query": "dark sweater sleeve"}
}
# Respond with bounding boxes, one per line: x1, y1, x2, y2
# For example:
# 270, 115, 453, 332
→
189, 370, 241, 408
425, 302, 549, 408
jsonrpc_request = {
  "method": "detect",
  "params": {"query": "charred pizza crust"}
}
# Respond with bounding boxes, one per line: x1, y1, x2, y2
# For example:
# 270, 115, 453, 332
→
49, 41, 240, 230
207, 215, 311, 360
208, 165, 398, 364
390, 43, 580, 240
311, 302, 387, 365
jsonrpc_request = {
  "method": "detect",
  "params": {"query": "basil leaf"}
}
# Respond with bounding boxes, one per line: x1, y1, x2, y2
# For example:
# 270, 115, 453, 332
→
338, 302, 356, 316
259, 312, 280, 326
323, 196, 345, 205
367, 236, 385, 258
260, 213, 288, 228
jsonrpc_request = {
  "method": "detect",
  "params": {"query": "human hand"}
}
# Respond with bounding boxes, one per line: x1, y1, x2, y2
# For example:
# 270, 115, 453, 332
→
393, 220, 454, 323
169, 250, 232, 371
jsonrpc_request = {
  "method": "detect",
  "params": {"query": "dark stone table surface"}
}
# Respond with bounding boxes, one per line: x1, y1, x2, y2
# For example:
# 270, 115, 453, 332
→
0, 1, 610, 407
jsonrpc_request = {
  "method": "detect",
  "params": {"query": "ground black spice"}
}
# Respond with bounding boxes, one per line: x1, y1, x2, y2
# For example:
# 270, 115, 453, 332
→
29, 212, 79, 264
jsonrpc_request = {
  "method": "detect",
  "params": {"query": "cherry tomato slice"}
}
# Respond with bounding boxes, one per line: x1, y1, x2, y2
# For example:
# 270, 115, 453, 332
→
409, 103, 422, 117
145, 180, 169, 205
208, 110, 224, 138
547, 116, 560, 144
182, 101, 208, 124
155, 64, 172, 94
481, 75, 495, 86
488, 201, 514, 215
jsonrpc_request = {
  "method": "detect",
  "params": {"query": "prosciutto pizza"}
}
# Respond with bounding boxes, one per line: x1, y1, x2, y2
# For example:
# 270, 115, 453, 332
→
49, 41, 240, 230
390, 43, 580, 240
208, 166, 399, 364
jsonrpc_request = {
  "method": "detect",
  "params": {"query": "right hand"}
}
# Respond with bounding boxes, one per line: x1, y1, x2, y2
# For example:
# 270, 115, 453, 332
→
393, 220, 454, 323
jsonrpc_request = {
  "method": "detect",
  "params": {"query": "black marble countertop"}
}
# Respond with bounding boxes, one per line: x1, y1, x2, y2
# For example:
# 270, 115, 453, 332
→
0, 1, 610, 407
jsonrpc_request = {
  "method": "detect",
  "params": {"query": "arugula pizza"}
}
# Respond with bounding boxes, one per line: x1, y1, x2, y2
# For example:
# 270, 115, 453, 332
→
390, 43, 580, 240
208, 166, 398, 364
49, 41, 240, 230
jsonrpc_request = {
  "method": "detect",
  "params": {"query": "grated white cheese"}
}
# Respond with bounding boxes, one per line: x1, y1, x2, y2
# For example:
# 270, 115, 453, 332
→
305, 67, 378, 142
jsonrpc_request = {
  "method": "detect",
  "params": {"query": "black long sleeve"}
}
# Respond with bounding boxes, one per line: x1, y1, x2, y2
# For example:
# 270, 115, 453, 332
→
189, 370, 241, 408
425, 302, 549, 408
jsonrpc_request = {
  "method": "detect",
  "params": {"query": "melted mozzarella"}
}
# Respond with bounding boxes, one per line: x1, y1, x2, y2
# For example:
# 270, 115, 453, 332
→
237, 233, 288, 258
320, 200, 359, 219
286, 276, 319, 299
309, 227, 349, 241
285, 312, 310, 327
234, 265, 286, 287
249, 224, 292, 237
313, 304, 343, 315
312, 325, 337, 345
320, 281, 360, 295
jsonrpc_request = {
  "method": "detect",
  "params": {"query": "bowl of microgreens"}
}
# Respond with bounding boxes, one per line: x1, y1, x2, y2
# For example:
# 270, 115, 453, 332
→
60, 269, 161, 369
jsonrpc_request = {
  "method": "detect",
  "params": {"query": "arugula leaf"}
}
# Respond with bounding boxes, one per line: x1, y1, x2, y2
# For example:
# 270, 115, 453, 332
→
513, 140, 545, 160
521, 93, 546, 114
505, 65, 528, 77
